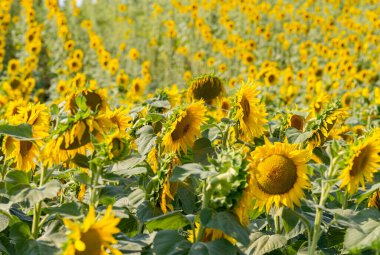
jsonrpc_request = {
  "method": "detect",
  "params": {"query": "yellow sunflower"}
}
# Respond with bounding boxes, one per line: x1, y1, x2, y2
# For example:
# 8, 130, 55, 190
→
2, 136, 39, 171
42, 121, 94, 167
63, 206, 121, 255
162, 101, 206, 153
9, 102, 50, 139
107, 107, 131, 133
105, 131, 129, 160
249, 138, 311, 213
188, 222, 236, 245
187, 75, 226, 105
368, 190, 380, 211
66, 88, 108, 115
235, 81, 267, 139
339, 130, 380, 195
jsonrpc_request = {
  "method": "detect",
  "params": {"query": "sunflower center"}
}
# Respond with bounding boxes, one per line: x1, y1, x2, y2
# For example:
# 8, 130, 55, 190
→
268, 74, 275, 83
350, 146, 370, 177
171, 116, 191, 141
255, 154, 297, 195
20, 141, 33, 157
10, 78, 21, 89
76, 229, 102, 255
241, 96, 250, 120
290, 115, 304, 131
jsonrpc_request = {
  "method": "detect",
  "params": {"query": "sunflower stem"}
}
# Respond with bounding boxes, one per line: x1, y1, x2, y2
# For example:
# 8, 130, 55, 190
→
90, 162, 101, 206
309, 182, 330, 254
196, 183, 213, 242
32, 166, 46, 239
274, 214, 281, 234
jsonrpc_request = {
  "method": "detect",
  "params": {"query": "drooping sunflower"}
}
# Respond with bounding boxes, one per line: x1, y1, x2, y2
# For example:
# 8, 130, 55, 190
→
162, 101, 206, 153
306, 101, 347, 148
9, 102, 50, 138
234, 81, 267, 139
107, 107, 132, 134
368, 190, 380, 211
63, 206, 121, 255
188, 222, 236, 245
42, 121, 94, 167
249, 138, 311, 213
2, 136, 39, 171
187, 74, 225, 105
2, 103, 50, 171
339, 130, 380, 195
66, 88, 108, 115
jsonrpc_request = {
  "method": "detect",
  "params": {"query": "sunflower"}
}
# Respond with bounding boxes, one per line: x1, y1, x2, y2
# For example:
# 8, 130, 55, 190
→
249, 138, 311, 213
66, 88, 108, 114
63, 206, 121, 255
107, 107, 131, 133
162, 101, 206, 153
7, 59, 20, 76
339, 130, 380, 195
234, 81, 267, 139
368, 190, 380, 211
67, 58, 82, 73
188, 222, 236, 245
9, 102, 50, 139
129, 77, 146, 98
187, 74, 225, 105
306, 102, 347, 148
105, 131, 129, 160
42, 121, 94, 166
2, 136, 39, 171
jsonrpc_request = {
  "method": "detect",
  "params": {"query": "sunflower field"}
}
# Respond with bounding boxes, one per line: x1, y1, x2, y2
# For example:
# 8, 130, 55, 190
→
1, 0, 380, 254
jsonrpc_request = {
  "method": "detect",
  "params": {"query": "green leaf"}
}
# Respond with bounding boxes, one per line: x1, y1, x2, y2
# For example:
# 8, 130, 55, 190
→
0, 214, 9, 232
356, 182, 380, 205
74, 172, 91, 185
10, 222, 32, 242
344, 219, 380, 252
189, 239, 238, 255
282, 208, 300, 234
146, 211, 191, 232
192, 138, 214, 164
5, 170, 30, 196
44, 202, 83, 217
99, 186, 125, 205
136, 125, 156, 155
149, 100, 171, 109
153, 230, 191, 255
71, 153, 89, 168
11, 180, 61, 205
0, 123, 33, 140
111, 156, 147, 176
170, 163, 213, 182
136, 201, 156, 222
16, 240, 61, 255
201, 209, 249, 246
245, 232, 287, 255
285, 128, 312, 144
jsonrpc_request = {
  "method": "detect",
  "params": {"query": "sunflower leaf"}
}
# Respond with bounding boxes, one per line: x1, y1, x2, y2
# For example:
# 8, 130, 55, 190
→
244, 232, 287, 255
189, 239, 238, 255
170, 163, 213, 182
343, 218, 380, 252
153, 230, 191, 255
0, 123, 33, 140
135, 125, 156, 155
200, 209, 250, 246
0, 214, 9, 232
145, 211, 191, 232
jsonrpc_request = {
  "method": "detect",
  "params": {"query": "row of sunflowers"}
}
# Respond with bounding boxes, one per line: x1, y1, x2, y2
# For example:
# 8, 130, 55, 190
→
0, 0, 380, 254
